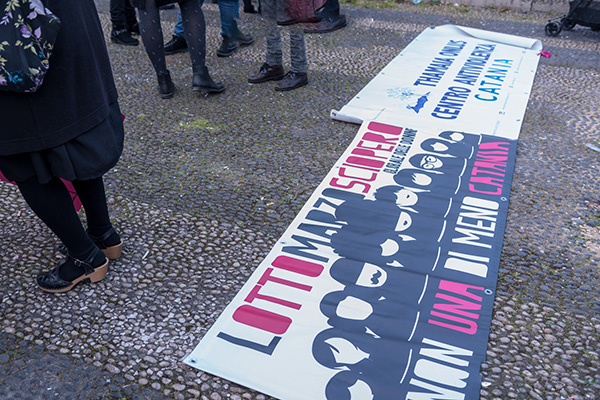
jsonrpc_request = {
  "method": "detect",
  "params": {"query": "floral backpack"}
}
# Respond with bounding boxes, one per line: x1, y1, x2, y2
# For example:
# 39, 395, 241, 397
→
0, 0, 61, 93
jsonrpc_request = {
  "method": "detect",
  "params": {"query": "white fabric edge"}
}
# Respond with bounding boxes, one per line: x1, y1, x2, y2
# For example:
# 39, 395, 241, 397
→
330, 109, 363, 124
434, 24, 543, 51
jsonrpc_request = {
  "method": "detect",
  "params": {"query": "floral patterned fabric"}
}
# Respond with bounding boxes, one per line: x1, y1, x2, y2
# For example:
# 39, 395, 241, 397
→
0, 0, 60, 92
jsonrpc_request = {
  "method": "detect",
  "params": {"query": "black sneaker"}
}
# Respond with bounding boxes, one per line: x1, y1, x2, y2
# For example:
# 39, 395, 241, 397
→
164, 35, 188, 55
111, 28, 139, 46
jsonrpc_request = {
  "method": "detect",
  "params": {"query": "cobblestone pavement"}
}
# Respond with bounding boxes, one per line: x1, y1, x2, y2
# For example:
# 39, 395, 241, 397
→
1, 1, 600, 399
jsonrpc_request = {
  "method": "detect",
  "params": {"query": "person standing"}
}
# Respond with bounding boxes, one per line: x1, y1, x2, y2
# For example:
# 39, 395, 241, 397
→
110, 0, 140, 46
132, 0, 225, 98
247, 0, 308, 91
215, 0, 254, 57
0, 0, 125, 293
163, 0, 254, 58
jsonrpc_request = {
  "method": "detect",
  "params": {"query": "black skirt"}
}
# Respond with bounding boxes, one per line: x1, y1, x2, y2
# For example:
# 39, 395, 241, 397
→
0, 102, 124, 184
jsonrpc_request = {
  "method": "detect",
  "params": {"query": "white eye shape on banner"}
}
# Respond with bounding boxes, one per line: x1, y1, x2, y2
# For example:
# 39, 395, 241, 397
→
356, 263, 387, 287
395, 189, 418, 207
395, 211, 413, 232
324, 337, 370, 366
431, 142, 449, 152
348, 380, 374, 400
336, 297, 374, 320
380, 238, 399, 256
410, 173, 432, 187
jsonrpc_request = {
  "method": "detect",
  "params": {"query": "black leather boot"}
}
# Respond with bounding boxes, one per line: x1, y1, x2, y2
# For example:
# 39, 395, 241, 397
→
192, 65, 225, 93
157, 71, 175, 99
217, 37, 238, 57
111, 27, 139, 46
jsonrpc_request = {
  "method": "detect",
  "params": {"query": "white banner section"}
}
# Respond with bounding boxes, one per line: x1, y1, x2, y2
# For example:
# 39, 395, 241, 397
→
184, 119, 517, 400
331, 25, 542, 140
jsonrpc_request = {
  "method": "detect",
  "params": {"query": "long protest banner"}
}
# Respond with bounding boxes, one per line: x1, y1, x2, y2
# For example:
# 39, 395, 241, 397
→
184, 24, 540, 399
184, 121, 517, 399
331, 25, 542, 139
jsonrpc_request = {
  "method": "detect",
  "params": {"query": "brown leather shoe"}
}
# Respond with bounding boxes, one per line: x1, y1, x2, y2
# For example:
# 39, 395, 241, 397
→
275, 71, 308, 91
304, 14, 347, 34
248, 63, 285, 83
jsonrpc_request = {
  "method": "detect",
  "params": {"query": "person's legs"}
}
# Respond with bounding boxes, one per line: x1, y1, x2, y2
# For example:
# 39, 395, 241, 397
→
110, 0, 127, 27
16, 177, 106, 283
289, 26, 306, 74
216, 0, 254, 57
71, 178, 116, 238
243, 0, 257, 13
164, 11, 188, 54
275, 26, 308, 91
218, 0, 239, 38
110, 0, 139, 45
174, 10, 185, 38
180, 0, 225, 92
125, 0, 139, 33
71, 178, 122, 259
178, 0, 206, 67
265, 22, 283, 67
138, 1, 175, 98
138, 2, 168, 74
247, 20, 284, 83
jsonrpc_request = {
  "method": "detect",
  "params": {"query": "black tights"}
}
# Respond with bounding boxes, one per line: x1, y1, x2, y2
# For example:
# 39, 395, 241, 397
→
17, 177, 111, 260
138, 0, 207, 75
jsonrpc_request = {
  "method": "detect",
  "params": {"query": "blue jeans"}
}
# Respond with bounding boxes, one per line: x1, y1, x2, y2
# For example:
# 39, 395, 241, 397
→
174, 0, 241, 39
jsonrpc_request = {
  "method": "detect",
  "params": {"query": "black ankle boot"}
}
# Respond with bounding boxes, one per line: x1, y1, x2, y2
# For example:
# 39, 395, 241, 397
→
216, 37, 238, 57
192, 66, 225, 93
111, 27, 139, 46
157, 71, 175, 99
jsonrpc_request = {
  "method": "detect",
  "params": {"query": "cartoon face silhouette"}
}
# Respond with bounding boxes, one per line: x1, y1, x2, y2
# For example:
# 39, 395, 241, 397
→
336, 296, 374, 321
422, 139, 451, 153
409, 153, 467, 178
394, 187, 419, 207
325, 371, 374, 400
438, 130, 481, 146
326, 337, 370, 366
421, 137, 473, 159
313, 329, 372, 370
329, 259, 388, 288
439, 130, 466, 142
356, 263, 388, 288
419, 155, 443, 170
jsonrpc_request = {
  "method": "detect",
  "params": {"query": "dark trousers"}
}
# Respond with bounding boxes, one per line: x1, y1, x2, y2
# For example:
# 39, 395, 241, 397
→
110, 0, 137, 29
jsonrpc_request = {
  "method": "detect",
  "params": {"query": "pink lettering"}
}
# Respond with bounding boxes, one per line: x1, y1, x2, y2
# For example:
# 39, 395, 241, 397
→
233, 305, 292, 334
367, 121, 404, 136
271, 255, 324, 277
428, 311, 478, 334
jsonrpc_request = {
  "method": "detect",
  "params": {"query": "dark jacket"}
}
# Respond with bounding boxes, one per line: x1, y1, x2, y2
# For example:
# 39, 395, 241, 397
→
0, 0, 118, 156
